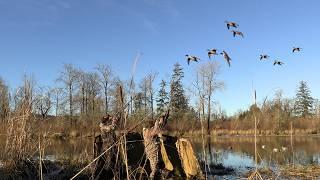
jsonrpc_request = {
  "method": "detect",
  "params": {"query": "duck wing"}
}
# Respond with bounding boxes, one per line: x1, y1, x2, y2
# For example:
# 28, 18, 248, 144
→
227, 59, 231, 67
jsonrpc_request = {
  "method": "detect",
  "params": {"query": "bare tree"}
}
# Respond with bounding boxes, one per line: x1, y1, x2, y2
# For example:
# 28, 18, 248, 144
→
193, 72, 206, 123
76, 70, 88, 115
14, 74, 36, 113
52, 87, 63, 117
35, 87, 52, 120
147, 72, 157, 119
197, 62, 223, 134
139, 78, 149, 115
86, 72, 101, 115
96, 64, 113, 115
136, 72, 158, 118
57, 64, 78, 126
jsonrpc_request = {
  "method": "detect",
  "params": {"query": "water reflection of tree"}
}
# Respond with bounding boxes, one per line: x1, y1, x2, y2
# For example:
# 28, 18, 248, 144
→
206, 136, 224, 165
295, 151, 320, 165
192, 136, 320, 169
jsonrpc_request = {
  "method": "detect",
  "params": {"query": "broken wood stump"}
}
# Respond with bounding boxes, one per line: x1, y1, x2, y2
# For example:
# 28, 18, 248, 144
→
93, 133, 203, 179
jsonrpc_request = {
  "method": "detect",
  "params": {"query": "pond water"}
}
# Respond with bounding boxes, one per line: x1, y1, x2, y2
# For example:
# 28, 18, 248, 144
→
191, 136, 320, 178
1, 135, 320, 179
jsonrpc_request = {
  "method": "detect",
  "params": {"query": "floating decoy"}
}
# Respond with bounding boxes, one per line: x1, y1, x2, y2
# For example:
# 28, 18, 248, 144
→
225, 21, 239, 29
220, 51, 231, 67
260, 54, 269, 60
262, 145, 266, 149
185, 55, 200, 65
207, 49, 218, 59
273, 148, 279, 153
281, 147, 287, 152
293, 47, 302, 53
273, 60, 284, 66
231, 30, 244, 38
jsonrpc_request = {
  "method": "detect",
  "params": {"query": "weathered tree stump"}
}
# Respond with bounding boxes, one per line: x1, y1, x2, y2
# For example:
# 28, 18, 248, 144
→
92, 111, 202, 179
93, 133, 203, 179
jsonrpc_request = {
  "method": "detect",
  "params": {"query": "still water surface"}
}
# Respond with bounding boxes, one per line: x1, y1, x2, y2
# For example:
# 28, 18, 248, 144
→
1, 135, 319, 178
192, 136, 320, 178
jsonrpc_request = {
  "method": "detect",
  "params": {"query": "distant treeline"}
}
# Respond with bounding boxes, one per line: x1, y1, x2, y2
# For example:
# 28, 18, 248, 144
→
0, 62, 319, 135
0, 62, 199, 135
211, 81, 320, 135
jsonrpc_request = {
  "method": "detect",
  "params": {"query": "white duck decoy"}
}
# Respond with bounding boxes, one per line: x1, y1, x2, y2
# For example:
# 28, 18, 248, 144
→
281, 146, 288, 152
273, 148, 279, 153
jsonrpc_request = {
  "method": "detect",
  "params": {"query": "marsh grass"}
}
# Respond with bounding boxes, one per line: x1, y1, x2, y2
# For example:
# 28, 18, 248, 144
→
5, 106, 35, 169
280, 165, 320, 178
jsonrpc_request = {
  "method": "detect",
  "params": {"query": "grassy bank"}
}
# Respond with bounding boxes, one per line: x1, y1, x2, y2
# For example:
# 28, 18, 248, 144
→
245, 165, 320, 179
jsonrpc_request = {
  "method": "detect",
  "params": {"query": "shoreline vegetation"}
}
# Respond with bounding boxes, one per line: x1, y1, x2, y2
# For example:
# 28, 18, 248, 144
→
246, 165, 320, 179
1, 63, 320, 179
2, 123, 320, 140
1, 117, 320, 179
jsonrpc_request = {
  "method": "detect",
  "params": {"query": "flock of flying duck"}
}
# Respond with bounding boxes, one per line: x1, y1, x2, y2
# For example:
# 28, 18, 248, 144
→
185, 21, 302, 67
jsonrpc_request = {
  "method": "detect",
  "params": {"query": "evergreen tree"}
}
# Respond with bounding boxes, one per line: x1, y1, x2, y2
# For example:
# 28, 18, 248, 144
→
170, 63, 188, 112
294, 81, 314, 117
156, 80, 169, 115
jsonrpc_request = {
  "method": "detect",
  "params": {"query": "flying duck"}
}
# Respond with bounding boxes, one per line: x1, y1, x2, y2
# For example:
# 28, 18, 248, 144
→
260, 54, 269, 60
225, 21, 239, 29
293, 47, 302, 53
207, 49, 218, 59
273, 60, 284, 66
231, 30, 244, 38
220, 51, 231, 67
185, 55, 200, 65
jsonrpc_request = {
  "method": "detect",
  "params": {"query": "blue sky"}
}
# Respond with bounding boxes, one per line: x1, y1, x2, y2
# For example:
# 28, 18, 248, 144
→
0, 0, 319, 115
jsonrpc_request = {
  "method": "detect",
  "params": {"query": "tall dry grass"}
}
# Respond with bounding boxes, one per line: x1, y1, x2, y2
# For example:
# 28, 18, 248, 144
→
5, 105, 34, 164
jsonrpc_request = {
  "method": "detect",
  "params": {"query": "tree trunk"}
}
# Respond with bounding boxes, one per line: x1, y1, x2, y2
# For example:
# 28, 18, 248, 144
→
69, 84, 73, 126
151, 93, 154, 119
85, 91, 88, 115
55, 95, 59, 117
207, 95, 211, 135
81, 86, 85, 114
92, 94, 95, 115
144, 84, 147, 115
105, 82, 108, 115
130, 95, 133, 115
